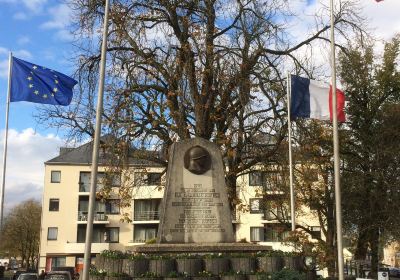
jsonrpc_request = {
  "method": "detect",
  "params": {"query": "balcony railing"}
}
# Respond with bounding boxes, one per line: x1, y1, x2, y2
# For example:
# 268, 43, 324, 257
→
263, 210, 290, 221
133, 210, 160, 221
79, 183, 103, 192
78, 211, 108, 221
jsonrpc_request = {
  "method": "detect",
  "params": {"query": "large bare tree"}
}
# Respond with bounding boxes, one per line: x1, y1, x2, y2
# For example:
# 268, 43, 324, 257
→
36, 0, 364, 207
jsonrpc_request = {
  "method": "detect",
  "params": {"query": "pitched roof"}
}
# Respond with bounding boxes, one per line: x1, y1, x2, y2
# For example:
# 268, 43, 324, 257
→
46, 139, 164, 167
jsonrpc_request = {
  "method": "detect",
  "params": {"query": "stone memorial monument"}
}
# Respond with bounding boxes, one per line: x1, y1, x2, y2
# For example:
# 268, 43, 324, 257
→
157, 137, 234, 243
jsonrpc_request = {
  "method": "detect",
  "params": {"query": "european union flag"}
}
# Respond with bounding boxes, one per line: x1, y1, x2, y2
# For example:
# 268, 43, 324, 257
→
10, 56, 78, 106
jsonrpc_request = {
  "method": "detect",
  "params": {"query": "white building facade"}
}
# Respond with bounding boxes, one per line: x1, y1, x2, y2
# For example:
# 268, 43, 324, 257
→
39, 142, 322, 272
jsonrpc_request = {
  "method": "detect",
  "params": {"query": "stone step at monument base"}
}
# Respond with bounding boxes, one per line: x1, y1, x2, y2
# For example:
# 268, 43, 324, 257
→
127, 243, 272, 254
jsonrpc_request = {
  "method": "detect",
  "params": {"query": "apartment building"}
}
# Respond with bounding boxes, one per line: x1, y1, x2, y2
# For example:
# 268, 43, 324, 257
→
39, 141, 322, 272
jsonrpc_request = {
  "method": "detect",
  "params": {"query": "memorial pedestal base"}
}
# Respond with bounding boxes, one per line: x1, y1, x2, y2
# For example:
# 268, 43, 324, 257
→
127, 243, 272, 254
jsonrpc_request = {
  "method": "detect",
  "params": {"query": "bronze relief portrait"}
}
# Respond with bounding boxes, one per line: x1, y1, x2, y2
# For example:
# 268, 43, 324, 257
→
183, 145, 211, 175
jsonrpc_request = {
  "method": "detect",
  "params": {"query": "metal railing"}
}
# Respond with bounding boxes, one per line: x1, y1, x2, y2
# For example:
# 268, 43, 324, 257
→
79, 183, 103, 192
133, 210, 160, 221
78, 211, 108, 221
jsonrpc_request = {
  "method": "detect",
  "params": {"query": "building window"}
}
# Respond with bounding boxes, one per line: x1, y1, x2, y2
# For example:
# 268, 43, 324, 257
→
148, 173, 162, 185
79, 172, 105, 192
51, 171, 61, 183
310, 226, 321, 239
263, 200, 289, 220
105, 227, 119, 243
250, 227, 265, 242
77, 225, 113, 243
51, 257, 66, 269
249, 171, 283, 190
265, 225, 289, 242
47, 227, 58, 240
249, 171, 264, 186
134, 199, 161, 221
134, 225, 158, 242
108, 173, 121, 187
134, 172, 162, 186
249, 198, 263, 214
106, 200, 120, 214
49, 199, 59, 211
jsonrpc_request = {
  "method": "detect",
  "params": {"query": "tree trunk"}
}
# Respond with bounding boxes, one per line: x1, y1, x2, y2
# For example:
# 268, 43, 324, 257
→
369, 228, 380, 279
325, 229, 336, 277
354, 230, 369, 260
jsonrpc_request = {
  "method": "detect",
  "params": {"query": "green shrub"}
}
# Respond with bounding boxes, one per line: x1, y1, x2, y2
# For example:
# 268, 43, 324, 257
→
148, 254, 171, 260
271, 268, 306, 280
138, 271, 160, 278
166, 271, 188, 278
204, 253, 227, 259
127, 253, 146, 260
255, 250, 285, 257
175, 253, 200, 259
323, 277, 356, 280
145, 238, 157, 244
88, 267, 106, 276
100, 250, 125, 259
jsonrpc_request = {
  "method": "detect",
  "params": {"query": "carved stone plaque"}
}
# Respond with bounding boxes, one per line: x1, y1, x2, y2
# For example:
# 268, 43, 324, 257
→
157, 138, 234, 243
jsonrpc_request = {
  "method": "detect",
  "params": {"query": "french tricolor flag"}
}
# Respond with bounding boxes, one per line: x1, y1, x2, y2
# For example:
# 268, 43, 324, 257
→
290, 75, 346, 122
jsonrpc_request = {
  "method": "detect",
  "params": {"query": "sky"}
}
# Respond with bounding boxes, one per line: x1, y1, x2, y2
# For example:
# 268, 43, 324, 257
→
0, 0, 399, 210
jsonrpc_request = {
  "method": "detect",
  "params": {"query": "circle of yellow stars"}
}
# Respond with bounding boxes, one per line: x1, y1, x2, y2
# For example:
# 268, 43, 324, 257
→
26, 65, 62, 100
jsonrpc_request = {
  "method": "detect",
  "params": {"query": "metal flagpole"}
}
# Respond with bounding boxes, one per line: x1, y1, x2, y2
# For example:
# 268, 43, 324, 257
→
286, 72, 296, 231
82, 0, 110, 280
0, 52, 13, 230
329, 0, 344, 279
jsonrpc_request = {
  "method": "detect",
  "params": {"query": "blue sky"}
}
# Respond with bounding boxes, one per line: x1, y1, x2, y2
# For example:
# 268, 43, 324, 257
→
0, 0, 77, 210
0, 0, 399, 210
0, 0, 75, 134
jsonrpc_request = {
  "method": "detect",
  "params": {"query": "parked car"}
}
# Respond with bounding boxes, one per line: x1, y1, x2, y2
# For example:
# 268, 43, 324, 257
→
51, 267, 77, 280
44, 271, 72, 280
13, 270, 27, 280
388, 267, 400, 277
17, 273, 38, 280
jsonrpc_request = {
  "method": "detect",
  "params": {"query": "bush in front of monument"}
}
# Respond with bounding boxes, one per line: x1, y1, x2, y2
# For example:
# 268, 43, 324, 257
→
132, 271, 162, 280
247, 270, 272, 280
175, 254, 203, 276
203, 253, 230, 275
122, 254, 149, 277
192, 270, 218, 280
89, 267, 107, 280
98, 250, 125, 275
270, 268, 306, 280
229, 253, 256, 273
106, 272, 131, 280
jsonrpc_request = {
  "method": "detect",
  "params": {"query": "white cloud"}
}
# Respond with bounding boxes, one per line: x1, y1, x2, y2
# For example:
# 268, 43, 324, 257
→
0, 128, 64, 210
13, 12, 28, 20
55, 29, 74, 42
0, 47, 7, 55
22, 0, 47, 13
0, 0, 48, 14
13, 49, 33, 60
362, 0, 400, 41
41, 4, 72, 30
0, 59, 8, 78
40, 3, 74, 42
0, 47, 33, 79
17, 36, 31, 45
